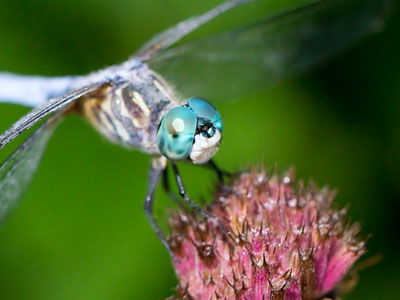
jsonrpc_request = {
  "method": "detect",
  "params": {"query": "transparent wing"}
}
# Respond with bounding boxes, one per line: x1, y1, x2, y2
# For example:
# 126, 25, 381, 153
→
0, 81, 106, 149
137, 0, 253, 58
0, 73, 76, 107
0, 118, 57, 223
148, 0, 390, 101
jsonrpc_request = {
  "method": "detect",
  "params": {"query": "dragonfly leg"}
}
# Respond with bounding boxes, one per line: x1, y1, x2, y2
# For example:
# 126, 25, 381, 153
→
143, 156, 173, 256
162, 164, 181, 204
206, 159, 236, 194
170, 161, 231, 237
207, 159, 232, 184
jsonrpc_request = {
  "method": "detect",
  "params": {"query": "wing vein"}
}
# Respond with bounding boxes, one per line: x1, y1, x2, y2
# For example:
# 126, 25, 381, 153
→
0, 82, 105, 149
137, 0, 255, 58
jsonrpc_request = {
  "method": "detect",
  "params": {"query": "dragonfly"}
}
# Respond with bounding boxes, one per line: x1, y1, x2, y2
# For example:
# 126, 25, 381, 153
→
0, 0, 389, 253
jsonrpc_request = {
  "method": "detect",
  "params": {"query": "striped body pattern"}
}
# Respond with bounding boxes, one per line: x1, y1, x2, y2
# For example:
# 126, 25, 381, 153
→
0, 3, 388, 298
80, 62, 178, 154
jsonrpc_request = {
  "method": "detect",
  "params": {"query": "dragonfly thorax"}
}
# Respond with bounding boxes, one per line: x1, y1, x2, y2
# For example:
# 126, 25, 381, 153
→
80, 62, 178, 154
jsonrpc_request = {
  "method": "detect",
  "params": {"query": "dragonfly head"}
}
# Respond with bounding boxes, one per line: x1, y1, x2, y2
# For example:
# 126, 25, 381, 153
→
157, 97, 222, 164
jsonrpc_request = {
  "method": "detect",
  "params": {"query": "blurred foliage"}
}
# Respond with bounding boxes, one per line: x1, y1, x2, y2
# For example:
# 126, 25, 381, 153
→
0, 0, 399, 299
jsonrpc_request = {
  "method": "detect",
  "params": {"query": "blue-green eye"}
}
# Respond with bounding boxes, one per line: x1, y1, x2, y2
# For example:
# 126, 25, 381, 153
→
188, 97, 223, 132
157, 107, 197, 160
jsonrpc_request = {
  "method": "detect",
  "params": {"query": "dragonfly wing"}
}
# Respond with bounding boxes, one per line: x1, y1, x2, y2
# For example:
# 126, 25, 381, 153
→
0, 118, 58, 223
136, 0, 253, 58
0, 81, 106, 150
0, 73, 76, 107
148, 0, 390, 101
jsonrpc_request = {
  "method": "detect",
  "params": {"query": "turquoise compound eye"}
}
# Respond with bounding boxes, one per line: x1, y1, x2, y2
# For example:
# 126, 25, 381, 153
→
157, 107, 197, 160
188, 97, 222, 132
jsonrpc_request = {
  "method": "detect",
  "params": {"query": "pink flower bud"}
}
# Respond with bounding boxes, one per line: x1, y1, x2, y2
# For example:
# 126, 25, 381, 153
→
167, 168, 365, 300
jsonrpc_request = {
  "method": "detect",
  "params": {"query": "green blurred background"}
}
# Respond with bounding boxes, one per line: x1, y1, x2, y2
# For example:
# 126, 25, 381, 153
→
0, 0, 399, 299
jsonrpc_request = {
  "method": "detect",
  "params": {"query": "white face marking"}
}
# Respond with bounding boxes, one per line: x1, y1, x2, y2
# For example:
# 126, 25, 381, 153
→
172, 118, 185, 133
190, 129, 221, 164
